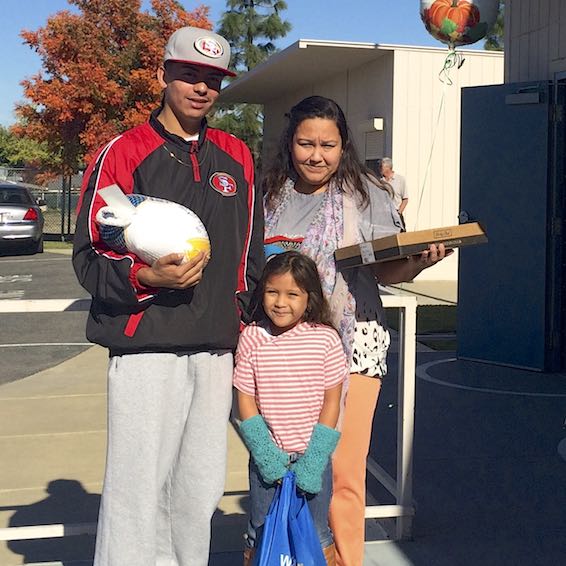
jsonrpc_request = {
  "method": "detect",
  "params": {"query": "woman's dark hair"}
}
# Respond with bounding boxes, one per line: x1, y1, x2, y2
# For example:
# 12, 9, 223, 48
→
252, 251, 334, 328
261, 95, 391, 210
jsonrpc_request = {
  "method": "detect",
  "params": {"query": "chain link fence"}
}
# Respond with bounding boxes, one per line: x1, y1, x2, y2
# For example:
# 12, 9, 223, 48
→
0, 167, 82, 241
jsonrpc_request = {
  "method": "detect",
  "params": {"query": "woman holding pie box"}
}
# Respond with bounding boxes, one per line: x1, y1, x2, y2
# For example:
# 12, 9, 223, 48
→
261, 95, 451, 565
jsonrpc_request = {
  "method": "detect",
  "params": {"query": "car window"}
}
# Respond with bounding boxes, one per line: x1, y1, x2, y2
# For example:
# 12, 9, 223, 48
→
0, 188, 33, 205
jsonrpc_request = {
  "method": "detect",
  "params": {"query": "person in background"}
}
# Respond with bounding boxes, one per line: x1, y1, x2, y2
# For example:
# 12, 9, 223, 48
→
260, 96, 450, 566
381, 157, 408, 230
72, 26, 264, 566
235, 251, 348, 565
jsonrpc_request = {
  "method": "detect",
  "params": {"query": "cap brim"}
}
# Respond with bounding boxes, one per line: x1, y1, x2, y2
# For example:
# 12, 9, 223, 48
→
165, 58, 237, 77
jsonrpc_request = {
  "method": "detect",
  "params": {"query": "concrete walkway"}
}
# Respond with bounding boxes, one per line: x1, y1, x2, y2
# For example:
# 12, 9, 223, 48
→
0, 346, 106, 565
3, 341, 566, 566
2, 273, 566, 565
0, 344, 252, 565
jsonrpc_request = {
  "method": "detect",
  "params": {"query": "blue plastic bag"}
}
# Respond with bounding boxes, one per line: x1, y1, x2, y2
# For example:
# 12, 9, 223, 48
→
256, 471, 326, 566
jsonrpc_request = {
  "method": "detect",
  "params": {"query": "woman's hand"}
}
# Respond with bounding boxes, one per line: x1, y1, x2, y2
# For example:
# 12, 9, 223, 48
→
373, 243, 453, 285
411, 243, 453, 272
137, 251, 206, 289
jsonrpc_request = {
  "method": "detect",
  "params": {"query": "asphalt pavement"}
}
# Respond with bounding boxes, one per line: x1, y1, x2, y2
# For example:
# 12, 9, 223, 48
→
1, 251, 566, 565
369, 352, 566, 565
0, 251, 90, 385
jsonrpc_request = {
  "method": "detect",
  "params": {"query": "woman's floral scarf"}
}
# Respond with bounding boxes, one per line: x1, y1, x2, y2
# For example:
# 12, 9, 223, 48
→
264, 178, 358, 363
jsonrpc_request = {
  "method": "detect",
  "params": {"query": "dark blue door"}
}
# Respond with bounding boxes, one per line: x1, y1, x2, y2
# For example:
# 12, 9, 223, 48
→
458, 81, 563, 371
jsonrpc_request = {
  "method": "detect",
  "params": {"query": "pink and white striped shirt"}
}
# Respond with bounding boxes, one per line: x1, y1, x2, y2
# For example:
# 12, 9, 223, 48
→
234, 321, 348, 453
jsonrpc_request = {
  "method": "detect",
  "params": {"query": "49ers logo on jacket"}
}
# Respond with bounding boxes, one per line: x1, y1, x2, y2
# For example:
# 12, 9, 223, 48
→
209, 172, 237, 196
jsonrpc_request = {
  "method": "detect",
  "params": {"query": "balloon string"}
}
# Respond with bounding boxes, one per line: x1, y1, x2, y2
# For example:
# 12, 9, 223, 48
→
413, 79, 448, 230
413, 48, 464, 230
439, 48, 465, 85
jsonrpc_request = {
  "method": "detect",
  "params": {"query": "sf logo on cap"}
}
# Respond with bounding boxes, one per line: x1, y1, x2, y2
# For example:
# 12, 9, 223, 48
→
209, 172, 237, 196
194, 37, 224, 59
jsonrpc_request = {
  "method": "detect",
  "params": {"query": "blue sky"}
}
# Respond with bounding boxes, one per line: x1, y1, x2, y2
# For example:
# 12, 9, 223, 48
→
0, 0, 480, 126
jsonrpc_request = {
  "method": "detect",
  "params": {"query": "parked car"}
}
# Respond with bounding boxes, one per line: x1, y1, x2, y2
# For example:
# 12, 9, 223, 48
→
0, 183, 44, 254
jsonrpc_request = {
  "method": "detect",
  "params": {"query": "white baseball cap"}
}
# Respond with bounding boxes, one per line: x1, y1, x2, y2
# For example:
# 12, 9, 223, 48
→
164, 27, 236, 77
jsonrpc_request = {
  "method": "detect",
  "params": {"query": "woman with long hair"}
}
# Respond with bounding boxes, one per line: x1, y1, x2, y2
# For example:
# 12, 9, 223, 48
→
261, 95, 450, 565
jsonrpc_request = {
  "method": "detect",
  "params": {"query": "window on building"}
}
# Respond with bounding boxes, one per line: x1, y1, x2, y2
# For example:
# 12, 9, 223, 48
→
365, 159, 382, 177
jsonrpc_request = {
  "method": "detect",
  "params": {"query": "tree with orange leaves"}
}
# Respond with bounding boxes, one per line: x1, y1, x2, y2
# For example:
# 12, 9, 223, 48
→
14, 0, 211, 176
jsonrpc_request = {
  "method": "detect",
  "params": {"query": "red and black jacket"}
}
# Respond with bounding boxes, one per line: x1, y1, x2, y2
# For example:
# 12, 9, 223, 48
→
73, 110, 264, 356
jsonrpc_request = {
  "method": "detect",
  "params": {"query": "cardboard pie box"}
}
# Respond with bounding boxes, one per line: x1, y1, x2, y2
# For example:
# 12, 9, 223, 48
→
335, 222, 488, 270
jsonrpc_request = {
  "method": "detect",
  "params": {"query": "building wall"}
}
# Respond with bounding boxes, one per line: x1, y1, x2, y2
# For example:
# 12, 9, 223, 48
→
344, 52, 395, 162
261, 47, 503, 281
262, 86, 312, 165
505, 0, 566, 82
391, 48, 504, 280
262, 52, 394, 167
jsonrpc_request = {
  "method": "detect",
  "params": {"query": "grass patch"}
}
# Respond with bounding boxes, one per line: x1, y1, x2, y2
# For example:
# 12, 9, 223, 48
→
386, 305, 457, 349
43, 209, 77, 234
385, 305, 458, 352
45, 240, 73, 250
386, 305, 457, 334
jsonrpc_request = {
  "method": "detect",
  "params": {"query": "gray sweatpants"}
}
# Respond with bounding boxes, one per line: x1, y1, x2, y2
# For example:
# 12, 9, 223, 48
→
93, 351, 234, 566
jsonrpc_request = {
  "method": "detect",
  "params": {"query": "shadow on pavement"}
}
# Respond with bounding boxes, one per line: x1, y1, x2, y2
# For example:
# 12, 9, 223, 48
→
6, 479, 99, 565
4, 482, 252, 565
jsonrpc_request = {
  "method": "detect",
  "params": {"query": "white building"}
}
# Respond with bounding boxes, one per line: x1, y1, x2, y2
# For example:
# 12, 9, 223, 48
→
222, 40, 504, 280
505, 0, 566, 82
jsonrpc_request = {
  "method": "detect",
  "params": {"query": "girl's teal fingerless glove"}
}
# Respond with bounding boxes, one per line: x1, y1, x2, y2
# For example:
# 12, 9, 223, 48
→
292, 423, 341, 494
239, 415, 289, 485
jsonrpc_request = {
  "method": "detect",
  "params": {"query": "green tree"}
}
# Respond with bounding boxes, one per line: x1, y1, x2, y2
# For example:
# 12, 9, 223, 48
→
212, 1, 291, 167
0, 125, 52, 169
0, 126, 18, 166
14, 0, 211, 177
484, 0, 504, 51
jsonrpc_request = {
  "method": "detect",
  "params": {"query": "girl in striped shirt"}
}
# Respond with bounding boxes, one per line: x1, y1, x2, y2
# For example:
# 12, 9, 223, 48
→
235, 251, 348, 566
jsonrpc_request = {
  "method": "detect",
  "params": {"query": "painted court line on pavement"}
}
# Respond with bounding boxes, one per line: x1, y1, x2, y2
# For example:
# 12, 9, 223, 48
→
0, 290, 25, 299
0, 393, 105, 401
0, 274, 32, 283
0, 257, 69, 263
0, 430, 105, 440
0, 481, 103, 495
0, 342, 91, 348
417, 358, 566, 398
0, 298, 90, 312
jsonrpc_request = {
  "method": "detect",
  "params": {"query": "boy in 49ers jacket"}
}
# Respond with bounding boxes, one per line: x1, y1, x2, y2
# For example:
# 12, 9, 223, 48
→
73, 27, 264, 566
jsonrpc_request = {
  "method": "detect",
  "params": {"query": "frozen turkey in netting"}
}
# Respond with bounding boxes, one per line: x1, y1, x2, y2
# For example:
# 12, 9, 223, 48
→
95, 185, 210, 265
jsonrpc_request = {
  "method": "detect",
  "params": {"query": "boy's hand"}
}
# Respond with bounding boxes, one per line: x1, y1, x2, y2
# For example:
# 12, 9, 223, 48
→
137, 251, 206, 289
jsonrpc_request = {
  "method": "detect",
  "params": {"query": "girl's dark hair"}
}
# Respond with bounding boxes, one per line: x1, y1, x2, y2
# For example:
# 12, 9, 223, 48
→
252, 251, 334, 328
261, 95, 391, 210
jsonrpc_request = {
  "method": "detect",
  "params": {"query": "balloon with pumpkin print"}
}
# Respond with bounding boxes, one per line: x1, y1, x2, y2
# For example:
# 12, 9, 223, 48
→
420, 0, 499, 48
